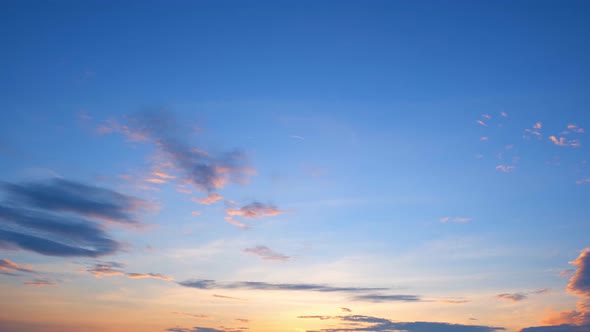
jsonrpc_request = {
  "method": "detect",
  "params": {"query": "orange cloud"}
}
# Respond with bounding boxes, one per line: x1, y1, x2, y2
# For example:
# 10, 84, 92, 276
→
23, 278, 56, 287
125, 273, 173, 281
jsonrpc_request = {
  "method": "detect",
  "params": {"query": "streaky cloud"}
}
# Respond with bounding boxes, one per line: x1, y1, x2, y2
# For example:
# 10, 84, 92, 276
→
178, 279, 388, 293
298, 314, 505, 332
242, 245, 289, 262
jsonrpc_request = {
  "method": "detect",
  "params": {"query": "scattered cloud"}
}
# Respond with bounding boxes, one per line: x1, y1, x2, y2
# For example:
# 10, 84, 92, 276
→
290, 135, 305, 140
167, 327, 247, 332
477, 120, 487, 127
340, 307, 352, 313
192, 194, 223, 205
242, 245, 290, 262
501, 112, 508, 117
482, 114, 492, 120
172, 312, 209, 319
480, 137, 489, 141
178, 279, 387, 294
440, 217, 472, 223
298, 314, 505, 332
576, 178, 590, 185
549, 136, 581, 147
524, 123, 543, 139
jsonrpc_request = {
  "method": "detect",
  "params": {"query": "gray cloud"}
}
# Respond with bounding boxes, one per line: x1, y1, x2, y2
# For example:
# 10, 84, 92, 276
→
86, 262, 173, 281
178, 279, 387, 293
568, 249, 590, 298
0, 179, 148, 257
299, 315, 505, 332
497, 293, 527, 302
1, 179, 148, 225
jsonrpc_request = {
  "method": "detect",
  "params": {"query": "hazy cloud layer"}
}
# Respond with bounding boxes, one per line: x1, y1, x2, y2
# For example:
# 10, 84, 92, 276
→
299, 314, 505, 332
242, 245, 289, 262
350, 294, 422, 303
0, 179, 150, 257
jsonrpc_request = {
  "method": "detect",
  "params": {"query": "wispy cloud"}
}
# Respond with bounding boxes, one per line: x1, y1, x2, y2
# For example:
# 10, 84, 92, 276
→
23, 278, 57, 286
497, 293, 527, 302
576, 178, 590, 185
0, 179, 153, 258
99, 111, 255, 193
242, 245, 290, 262
298, 314, 505, 332
440, 217, 473, 223
524, 122, 543, 139
212, 294, 244, 300
496, 165, 515, 173
351, 294, 422, 302
192, 193, 223, 205
86, 262, 173, 281
0, 258, 33, 274
178, 279, 388, 293
549, 136, 581, 147
225, 202, 288, 228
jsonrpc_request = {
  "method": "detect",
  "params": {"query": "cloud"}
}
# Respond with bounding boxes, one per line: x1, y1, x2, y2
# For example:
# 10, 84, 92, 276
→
23, 278, 57, 286
0, 179, 153, 258
568, 249, 590, 298
85, 262, 173, 281
497, 293, 527, 302
340, 307, 352, 313
496, 165, 515, 173
226, 202, 287, 219
524, 123, 543, 139
298, 314, 505, 332
1, 179, 149, 225
351, 294, 422, 302
0, 258, 33, 274
520, 248, 590, 331
549, 136, 581, 147
192, 194, 223, 205
440, 217, 472, 223
225, 202, 288, 228
167, 327, 247, 332
242, 245, 289, 262
567, 124, 585, 134
171, 312, 209, 319
178, 279, 387, 294
212, 294, 243, 300
476, 120, 487, 127
100, 111, 255, 193
576, 178, 590, 185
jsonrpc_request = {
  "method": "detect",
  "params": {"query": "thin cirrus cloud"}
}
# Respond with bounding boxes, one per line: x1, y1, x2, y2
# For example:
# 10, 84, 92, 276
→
298, 315, 505, 332
99, 110, 255, 193
440, 217, 472, 223
85, 262, 173, 281
23, 278, 57, 286
0, 258, 33, 275
0, 179, 150, 258
178, 279, 388, 294
242, 245, 290, 262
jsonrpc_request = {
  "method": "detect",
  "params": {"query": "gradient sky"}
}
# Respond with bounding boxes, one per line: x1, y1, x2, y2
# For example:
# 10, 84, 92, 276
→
1, 1, 590, 332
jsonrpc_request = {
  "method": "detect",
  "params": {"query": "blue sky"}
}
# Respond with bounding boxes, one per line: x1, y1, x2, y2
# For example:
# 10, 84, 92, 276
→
1, 1, 590, 332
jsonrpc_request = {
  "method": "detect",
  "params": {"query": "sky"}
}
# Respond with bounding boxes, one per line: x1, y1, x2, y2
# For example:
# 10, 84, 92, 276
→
1, 1, 590, 331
